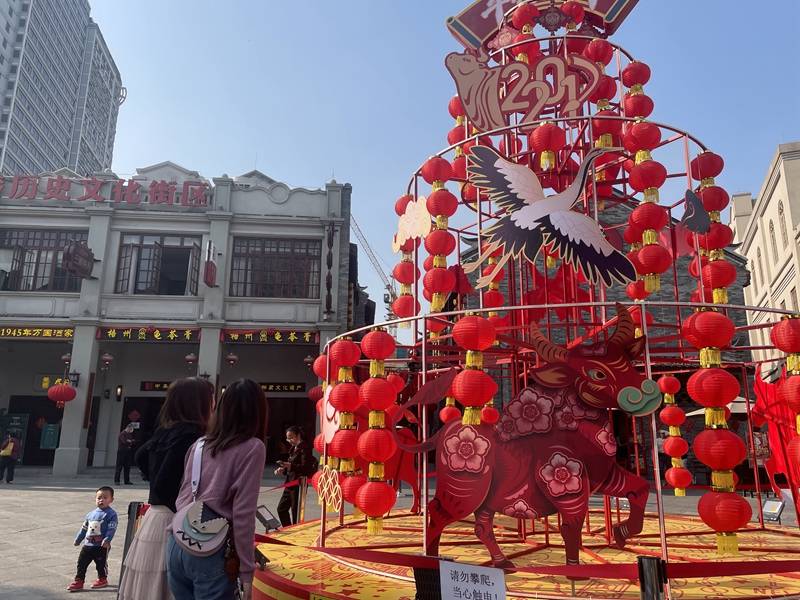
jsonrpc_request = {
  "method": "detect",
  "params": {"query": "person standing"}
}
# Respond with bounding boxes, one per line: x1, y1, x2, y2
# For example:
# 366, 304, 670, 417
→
656, 430, 670, 482
115, 423, 136, 485
275, 425, 315, 527
167, 379, 268, 600
0, 429, 21, 484
118, 377, 214, 600
67, 486, 118, 591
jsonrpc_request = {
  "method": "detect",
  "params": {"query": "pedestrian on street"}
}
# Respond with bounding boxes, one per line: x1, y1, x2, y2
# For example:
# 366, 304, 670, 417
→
656, 430, 670, 482
167, 379, 268, 600
115, 423, 136, 485
275, 425, 315, 527
118, 377, 214, 600
67, 486, 118, 592
0, 429, 21, 484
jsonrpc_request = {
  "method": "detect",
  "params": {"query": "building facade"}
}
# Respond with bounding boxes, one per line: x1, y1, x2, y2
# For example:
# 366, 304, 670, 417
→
0, 164, 367, 476
0, 0, 123, 177
730, 141, 800, 371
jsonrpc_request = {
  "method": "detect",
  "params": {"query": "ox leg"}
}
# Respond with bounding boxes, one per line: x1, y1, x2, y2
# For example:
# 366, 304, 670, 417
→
595, 463, 649, 549
474, 505, 514, 568
407, 472, 421, 514
558, 513, 586, 575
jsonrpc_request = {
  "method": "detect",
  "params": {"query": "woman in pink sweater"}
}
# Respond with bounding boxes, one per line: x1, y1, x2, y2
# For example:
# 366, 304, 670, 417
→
167, 379, 267, 600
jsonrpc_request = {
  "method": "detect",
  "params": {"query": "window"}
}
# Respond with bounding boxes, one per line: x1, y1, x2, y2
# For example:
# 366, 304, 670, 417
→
114, 234, 201, 296
757, 248, 764, 286
751, 261, 758, 295
779, 201, 789, 248
792, 288, 798, 313
230, 238, 321, 299
769, 221, 778, 262
781, 300, 787, 312
0, 229, 87, 292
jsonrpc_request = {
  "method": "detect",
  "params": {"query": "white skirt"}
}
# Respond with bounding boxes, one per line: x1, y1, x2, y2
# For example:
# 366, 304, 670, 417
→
118, 505, 174, 600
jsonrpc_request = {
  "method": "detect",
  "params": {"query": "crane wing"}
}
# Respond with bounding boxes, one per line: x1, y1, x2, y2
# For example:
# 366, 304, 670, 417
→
541, 211, 637, 287
467, 145, 545, 212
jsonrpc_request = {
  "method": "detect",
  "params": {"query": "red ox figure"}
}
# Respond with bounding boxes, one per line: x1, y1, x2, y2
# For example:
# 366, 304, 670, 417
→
396, 303, 661, 568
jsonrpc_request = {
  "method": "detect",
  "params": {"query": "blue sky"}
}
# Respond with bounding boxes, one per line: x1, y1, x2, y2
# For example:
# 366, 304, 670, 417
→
90, 0, 800, 319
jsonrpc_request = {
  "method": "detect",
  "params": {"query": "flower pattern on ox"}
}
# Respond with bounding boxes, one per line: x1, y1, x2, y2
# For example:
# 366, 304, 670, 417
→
444, 426, 490, 473
566, 390, 600, 420
555, 405, 579, 430
507, 387, 554, 435
495, 413, 518, 442
540, 452, 583, 497
596, 421, 616, 456
503, 499, 538, 519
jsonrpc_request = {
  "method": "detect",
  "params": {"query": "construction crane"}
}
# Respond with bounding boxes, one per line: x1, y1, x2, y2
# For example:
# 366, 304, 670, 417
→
350, 215, 398, 337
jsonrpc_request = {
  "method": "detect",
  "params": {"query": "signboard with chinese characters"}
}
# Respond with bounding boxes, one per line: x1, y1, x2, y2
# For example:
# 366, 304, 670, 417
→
62, 240, 95, 279
34, 374, 68, 391
3, 414, 28, 463
440, 562, 506, 600
40, 424, 60, 450
203, 240, 217, 288
97, 327, 200, 342
140, 381, 171, 392
0, 326, 74, 340
221, 329, 317, 344
260, 382, 307, 393
0, 174, 211, 207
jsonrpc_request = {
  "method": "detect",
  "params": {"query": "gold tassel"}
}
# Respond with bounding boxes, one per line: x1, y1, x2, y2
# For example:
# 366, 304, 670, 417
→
455, 146, 464, 158
635, 327, 643, 338
367, 516, 383, 534
597, 199, 605, 211
635, 149, 652, 164
596, 61, 606, 74
597, 133, 612, 148
641, 229, 658, 245
353, 506, 363, 519
540, 150, 556, 171
434, 254, 447, 268
712, 470, 734, 489
796, 414, 800, 435
716, 532, 739, 555
432, 293, 446, 312
432, 180, 445, 191
445, 396, 455, 407
700, 347, 721, 368
369, 463, 385, 479
517, 52, 529, 64
713, 288, 728, 304
709, 210, 721, 223
327, 457, 339, 469
566, 21, 576, 31
489, 281, 499, 291
462, 406, 482, 425
674, 488, 686, 497
546, 256, 556, 268
671, 457, 683, 469
400, 283, 412, 295
466, 350, 483, 369
456, 115, 465, 127
669, 426, 682, 438
705, 407, 727, 428
597, 99, 610, 110
644, 187, 660, 203
631, 242, 642, 251
521, 24, 532, 34
399, 321, 410, 329
369, 411, 384, 428
644, 273, 660, 292
701, 177, 715, 190
787, 353, 800, 374
664, 393, 675, 404
338, 366, 353, 382
629, 83, 644, 95
436, 215, 449, 230
339, 412, 354, 428
370, 359, 384, 377
709, 249, 724, 260
595, 170, 607, 182
338, 458, 354, 473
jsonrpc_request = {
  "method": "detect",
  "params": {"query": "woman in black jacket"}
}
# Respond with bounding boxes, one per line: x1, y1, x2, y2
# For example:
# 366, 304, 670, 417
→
275, 425, 315, 527
118, 377, 214, 600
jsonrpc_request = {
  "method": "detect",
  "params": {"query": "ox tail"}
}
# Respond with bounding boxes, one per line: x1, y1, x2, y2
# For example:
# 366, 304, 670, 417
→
391, 367, 459, 454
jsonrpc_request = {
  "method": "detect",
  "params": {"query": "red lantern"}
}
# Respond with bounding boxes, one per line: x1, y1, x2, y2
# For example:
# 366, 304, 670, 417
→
426, 315, 449, 333
622, 61, 651, 88
358, 428, 397, 464
482, 241, 504, 257
629, 161, 667, 195
481, 405, 500, 424
591, 110, 622, 145
512, 3, 540, 29
48, 384, 77, 408
778, 377, 800, 413
427, 189, 459, 217
691, 288, 715, 304
701, 261, 737, 290
699, 186, 729, 213
561, 1, 585, 25
451, 156, 467, 180
589, 75, 617, 104
395, 195, 413, 217
342, 472, 367, 504
623, 226, 642, 245
682, 311, 736, 350
690, 151, 725, 182
688, 255, 709, 279
513, 33, 539, 59
330, 429, 361, 458
499, 135, 523, 156
452, 315, 496, 351
624, 93, 654, 118
483, 290, 505, 308
311, 470, 323, 492
330, 382, 361, 413
697, 491, 752, 533
423, 268, 456, 295
623, 122, 661, 155
392, 295, 419, 319
308, 385, 324, 402
697, 223, 734, 251
658, 375, 681, 395
356, 481, 396, 517
314, 433, 325, 454
630, 202, 668, 234
663, 436, 689, 457
481, 264, 505, 283
447, 126, 467, 146
362, 330, 396, 360
440, 405, 461, 423
530, 123, 566, 170
448, 96, 463, 119
359, 377, 397, 412
637, 244, 671, 275
583, 39, 613, 66
787, 437, 800, 467
626, 279, 650, 301
392, 262, 419, 284
771, 317, 800, 354
387, 373, 406, 393
659, 405, 686, 426
626, 250, 643, 273
452, 369, 498, 408
425, 229, 456, 256
694, 429, 747, 471
331, 339, 361, 368
384, 403, 401, 424
423, 256, 436, 272
666, 467, 693, 489
421, 157, 452, 186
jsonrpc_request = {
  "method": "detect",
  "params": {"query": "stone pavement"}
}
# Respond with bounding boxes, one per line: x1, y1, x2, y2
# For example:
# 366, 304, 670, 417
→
0, 468, 794, 599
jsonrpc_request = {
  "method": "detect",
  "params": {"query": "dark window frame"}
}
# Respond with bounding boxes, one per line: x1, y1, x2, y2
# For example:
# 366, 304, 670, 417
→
114, 234, 200, 296
230, 237, 321, 299
0, 228, 87, 292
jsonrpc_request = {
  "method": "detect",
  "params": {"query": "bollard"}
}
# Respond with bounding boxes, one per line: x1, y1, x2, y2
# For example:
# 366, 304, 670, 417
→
298, 476, 308, 523
637, 555, 666, 600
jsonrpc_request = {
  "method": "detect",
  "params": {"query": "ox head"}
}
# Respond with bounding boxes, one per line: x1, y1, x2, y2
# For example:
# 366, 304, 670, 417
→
529, 303, 661, 416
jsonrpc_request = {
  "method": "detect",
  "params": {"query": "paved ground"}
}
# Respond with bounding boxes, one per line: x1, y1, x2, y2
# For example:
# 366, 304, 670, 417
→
0, 468, 793, 599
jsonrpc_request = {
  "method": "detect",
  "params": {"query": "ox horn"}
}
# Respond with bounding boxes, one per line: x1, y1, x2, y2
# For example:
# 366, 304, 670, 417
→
530, 325, 569, 363
609, 303, 636, 346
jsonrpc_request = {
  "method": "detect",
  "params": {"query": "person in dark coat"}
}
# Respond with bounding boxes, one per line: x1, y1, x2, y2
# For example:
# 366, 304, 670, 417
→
0, 429, 22, 483
115, 423, 136, 485
275, 425, 315, 527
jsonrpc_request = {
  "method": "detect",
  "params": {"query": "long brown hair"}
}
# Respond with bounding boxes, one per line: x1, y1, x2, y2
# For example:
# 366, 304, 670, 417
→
157, 377, 214, 433
205, 379, 268, 456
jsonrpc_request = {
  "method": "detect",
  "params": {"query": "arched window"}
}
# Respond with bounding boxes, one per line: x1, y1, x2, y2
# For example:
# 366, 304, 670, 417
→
770, 221, 779, 262
757, 248, 765, 286
779, 201, 789, 248
751, 261, 758, 295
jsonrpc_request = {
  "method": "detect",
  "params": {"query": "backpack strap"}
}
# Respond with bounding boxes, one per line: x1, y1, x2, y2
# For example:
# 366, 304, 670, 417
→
190, 438, 206, 502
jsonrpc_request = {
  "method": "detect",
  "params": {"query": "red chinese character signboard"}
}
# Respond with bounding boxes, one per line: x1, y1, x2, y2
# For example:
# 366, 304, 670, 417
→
203, 241, 217, 288
62, 240, 95, 279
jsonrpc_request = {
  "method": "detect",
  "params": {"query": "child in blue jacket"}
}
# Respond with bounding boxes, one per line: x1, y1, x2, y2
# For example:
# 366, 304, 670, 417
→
68, 486, 118, 592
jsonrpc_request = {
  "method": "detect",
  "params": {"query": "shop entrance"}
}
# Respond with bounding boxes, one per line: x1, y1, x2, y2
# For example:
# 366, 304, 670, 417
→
266, 397, 316, 464
8, 395, 63, 466
119, 396, 165, 451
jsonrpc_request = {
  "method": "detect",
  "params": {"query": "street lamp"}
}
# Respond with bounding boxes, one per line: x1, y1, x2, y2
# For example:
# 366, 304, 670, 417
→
303, 355, 315, 370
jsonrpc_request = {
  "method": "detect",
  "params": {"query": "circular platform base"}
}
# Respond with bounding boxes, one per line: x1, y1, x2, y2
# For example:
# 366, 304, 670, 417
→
254, 510, 800, 600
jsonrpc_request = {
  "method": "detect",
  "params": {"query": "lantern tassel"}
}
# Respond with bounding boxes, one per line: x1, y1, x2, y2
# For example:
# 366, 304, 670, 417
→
635, 149, 652, 164
705, 408, 727, 428
671, 457, 683, 468
327, 457, 339, 470
369, 411, 385, 428
635, 327, 643, 338
598, 133, 612, 148
462, 406, 482, 426
641, 230, 658, 246
717, 532, 739, 555
369, 463, 385, 479
644, 273, 661, 293
788, 354, 800, 374
669, 426, 682, 438
711, 470, 734, 489
713, 288, 728, 304
369, 360, 385, 377
338, 458, 354, 473
367, 516, 383, 535
353, 506, 363, 519
466, 350, 484, 369
644, 187, 659, 203
674, 488, 685, 497
546, 256, 556, 269
699, 347, 721, 368
339, 412, 354, 428
540, 150, 555, 171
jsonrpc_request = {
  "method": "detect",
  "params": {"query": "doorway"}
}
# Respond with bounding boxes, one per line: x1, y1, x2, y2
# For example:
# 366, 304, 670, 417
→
265, 397, 316, 464
118, 396, 165, 453
8, 395, 64, 466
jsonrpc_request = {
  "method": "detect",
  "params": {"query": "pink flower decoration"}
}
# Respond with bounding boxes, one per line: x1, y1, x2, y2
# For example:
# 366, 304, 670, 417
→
503, 499, 538, 519
555, 405, 578, 430
444, 426, 490, 473
495, 413, 518, 442
537, 383, 567, 407
596, 422, 616, 456
566, 391, 600, 420
539, 452, 583, 497
507, 388, 554, 435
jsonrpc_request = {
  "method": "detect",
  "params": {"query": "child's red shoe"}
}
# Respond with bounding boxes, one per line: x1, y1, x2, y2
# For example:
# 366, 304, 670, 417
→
67, 578, 84, 592
90, 578, 108, 589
